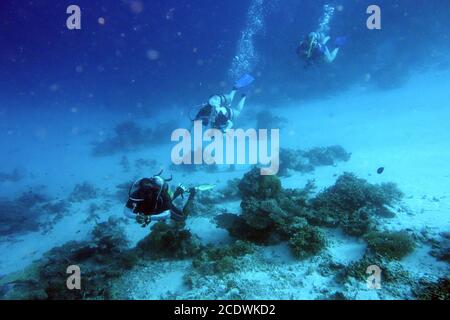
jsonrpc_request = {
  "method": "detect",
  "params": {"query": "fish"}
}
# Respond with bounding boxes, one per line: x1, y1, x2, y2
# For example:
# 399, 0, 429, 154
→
377, 167, 385, 174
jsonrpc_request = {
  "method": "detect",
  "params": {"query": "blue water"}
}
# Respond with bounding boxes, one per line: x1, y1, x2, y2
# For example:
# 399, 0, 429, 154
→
0, 0, 449, 300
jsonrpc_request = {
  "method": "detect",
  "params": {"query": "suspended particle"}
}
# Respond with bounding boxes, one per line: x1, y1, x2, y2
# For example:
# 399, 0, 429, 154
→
146, 49, 160, 61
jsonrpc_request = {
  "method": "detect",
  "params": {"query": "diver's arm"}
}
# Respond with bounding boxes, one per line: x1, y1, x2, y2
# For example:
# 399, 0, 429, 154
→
172, 184, 188, 201
135, 210, 171, 226
170, 188, 196, 221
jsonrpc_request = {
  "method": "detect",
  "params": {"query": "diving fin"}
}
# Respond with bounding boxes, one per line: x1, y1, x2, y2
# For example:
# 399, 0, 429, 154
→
233, 74, 255, 90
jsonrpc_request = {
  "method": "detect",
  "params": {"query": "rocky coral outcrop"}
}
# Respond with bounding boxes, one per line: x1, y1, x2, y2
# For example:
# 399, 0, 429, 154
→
279, 145, 351, 177
309, 172, 403, 236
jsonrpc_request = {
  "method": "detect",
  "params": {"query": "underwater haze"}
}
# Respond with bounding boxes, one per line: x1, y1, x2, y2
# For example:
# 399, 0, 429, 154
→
0, 0, 449, 300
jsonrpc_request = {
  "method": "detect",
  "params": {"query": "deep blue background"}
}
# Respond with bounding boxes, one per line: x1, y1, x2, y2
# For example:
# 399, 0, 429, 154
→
1, 0, 449, 115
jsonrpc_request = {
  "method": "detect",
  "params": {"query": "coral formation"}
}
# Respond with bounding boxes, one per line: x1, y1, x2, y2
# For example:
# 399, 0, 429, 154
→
217, 168, 323, 259
0, 168, 25, 183
92, 121, 153, 156
429, 232, 450, 264
413, 277, 450, 300
0, 190, 55, 236
238, 167, 282, 200
135, 222, 201, 259
289, 223, 326, 260
279, 148, 313, 176
309, 172, 403, 235
91, 121, 176, 156
219, 178, 241, 200
191, 241, 254, 275
83, 203, 102, 224
304, 145, 351, 167
341, 255, 410, 284
0, 160, 422, 300
39, 200, 71, 233
217, 167, 409, 265
364, 230, 415, 260
69, 182, 99, 202
0, 217, 137, 300
134, 158, 158, 170
278, 145, 351, 176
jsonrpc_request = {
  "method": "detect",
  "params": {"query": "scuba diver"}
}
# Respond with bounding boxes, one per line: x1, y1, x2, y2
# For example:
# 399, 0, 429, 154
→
123, 170, 197, 227
297, 4, 345, 67
191, 74, 255, 133
297, 31, 342, 66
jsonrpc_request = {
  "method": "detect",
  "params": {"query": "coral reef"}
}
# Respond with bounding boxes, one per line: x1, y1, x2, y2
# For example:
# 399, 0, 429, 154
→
413, 277, 450, 300
91, 121, 176, 156
92, 121, 153, 156
278, 145, 351, 177
238, 167, 282, 200
16, 190, 49, 207
289, 223, 326, 260
309, 172, 404, 235
83, 203, 103, 224
279, 148, 313, 176
69, 182, 99, 202
341, 255, 410, 285
0, 190, 54, 236
134, 158, 158, 170
39, 200, 71, 233
0, 217, 137, 300
191, 241, 254, 276
0, 168, 25, 183
217, 168, 408, 264
219, 178, 241, 200
188, 189, 221, 217
135, 222, 201, 259
217, 169, 289, 244
429, 232, 450, 264
217, 168, 322, 258
364, 230, 415, 260
304, 145, 351, 167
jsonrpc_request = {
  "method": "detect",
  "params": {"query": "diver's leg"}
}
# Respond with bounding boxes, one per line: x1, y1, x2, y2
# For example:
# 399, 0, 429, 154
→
182, 188, 196, 218
224, 90, 237, 105
233, 95, 247, 119
324, 47, 339, 63
170, 188, 196, 221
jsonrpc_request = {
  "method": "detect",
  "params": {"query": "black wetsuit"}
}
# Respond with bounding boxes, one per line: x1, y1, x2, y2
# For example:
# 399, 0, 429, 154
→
195, 102, 232, 132
297, 40, 325, 65
126, 186, 195, 221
